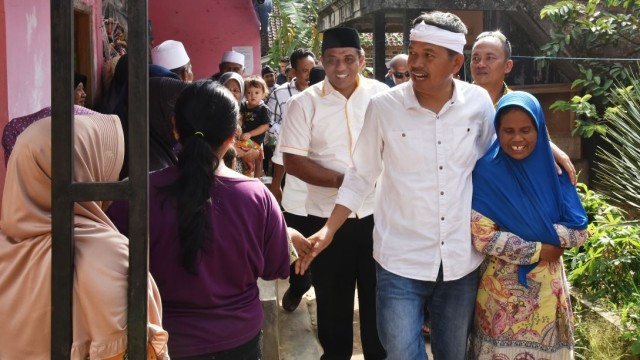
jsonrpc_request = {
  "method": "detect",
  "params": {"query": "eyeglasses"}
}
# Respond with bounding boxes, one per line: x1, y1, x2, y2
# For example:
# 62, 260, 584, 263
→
393, 71, 410, 79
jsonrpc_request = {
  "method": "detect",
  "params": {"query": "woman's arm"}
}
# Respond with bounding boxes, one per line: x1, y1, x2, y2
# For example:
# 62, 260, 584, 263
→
555, 223, 588, 248
472, 210, 584, 264
471, 209, 541, 265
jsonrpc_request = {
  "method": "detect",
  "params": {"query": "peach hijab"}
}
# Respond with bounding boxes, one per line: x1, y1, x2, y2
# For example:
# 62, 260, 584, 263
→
0, 115, 168, 359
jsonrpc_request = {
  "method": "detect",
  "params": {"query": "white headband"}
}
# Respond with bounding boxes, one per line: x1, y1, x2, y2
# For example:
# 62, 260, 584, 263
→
409, 22, 466, 54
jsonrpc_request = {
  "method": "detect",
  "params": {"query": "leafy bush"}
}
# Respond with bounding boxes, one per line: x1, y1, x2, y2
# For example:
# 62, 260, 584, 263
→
540, 0, 640, 137
266, 0, 325, 66
572, 302, 629, 360
596, 71, 640, 213
568, 183, 640, 355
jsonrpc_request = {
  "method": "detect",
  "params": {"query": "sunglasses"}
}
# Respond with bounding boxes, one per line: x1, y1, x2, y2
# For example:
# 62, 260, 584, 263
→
393, 71, 410, 79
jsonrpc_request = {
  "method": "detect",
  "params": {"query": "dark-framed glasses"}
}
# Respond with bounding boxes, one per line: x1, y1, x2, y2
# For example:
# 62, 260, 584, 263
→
393, 71, 410, 79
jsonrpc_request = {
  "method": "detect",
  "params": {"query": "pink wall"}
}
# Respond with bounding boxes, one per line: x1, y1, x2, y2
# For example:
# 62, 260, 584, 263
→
4, 0, 52, 121
0, 0, 103, 214
0, 0, 7, 208
149, 0, 261, 80
0, 0, 52, 214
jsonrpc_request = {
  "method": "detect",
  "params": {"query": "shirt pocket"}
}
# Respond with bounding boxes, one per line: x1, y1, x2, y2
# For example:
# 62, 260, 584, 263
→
450, 125, 482, 168
385, 129, 425, 173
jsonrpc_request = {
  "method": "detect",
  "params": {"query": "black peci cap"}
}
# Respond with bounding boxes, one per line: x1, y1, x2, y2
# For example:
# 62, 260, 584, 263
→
321, 27, 361, 53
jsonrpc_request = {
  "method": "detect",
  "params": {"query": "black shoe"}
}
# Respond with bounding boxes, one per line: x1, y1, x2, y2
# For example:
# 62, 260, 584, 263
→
281, 288, 303, 312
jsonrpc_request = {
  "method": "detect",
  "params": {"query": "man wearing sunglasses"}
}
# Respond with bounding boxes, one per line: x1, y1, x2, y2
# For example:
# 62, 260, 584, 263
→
386, 53, 410, 86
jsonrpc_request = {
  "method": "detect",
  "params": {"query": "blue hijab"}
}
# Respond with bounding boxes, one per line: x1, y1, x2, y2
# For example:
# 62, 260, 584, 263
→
472, 91, 587, 285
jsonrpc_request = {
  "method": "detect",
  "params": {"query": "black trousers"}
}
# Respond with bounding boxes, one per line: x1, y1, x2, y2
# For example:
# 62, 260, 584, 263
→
307, 215, 386, 360
284, 212, 312, 296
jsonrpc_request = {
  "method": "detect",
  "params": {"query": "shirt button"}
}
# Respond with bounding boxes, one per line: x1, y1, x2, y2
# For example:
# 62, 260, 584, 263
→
441, 241, 444, 245
402, 133, 406, 137
439, 166, 443, 170
437, 140, 441, 145
440, 191, 444, 195
467, 128, 470, 132
441, 217, 445, 221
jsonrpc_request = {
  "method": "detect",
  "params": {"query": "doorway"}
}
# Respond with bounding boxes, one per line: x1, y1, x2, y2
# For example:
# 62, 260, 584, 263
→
74, 6, 93, 107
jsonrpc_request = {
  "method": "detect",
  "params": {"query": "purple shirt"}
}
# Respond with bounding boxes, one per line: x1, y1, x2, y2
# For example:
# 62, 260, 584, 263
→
2, 105, 98, 165
107, 166, 289, 357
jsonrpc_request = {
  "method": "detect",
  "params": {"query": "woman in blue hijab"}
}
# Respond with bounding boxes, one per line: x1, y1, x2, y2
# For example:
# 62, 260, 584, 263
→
470, 91, 588, 359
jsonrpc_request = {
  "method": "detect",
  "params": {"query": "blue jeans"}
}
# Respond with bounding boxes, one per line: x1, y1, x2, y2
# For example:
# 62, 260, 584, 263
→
376, 263, 479, 360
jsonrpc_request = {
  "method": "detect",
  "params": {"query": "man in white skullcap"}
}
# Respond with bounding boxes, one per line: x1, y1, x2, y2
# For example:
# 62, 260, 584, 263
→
300, 11, 576, 360
151, 40, 193, 82
210, 50, 245, 81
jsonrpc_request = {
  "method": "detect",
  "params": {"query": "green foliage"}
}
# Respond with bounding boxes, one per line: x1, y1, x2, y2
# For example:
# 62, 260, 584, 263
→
572, 304, 629, 360
550, 93, 608, 137
596, 70, 640, 213
540, 0, 640, 137
568, 183, 640, 355
266, 0, 325, 66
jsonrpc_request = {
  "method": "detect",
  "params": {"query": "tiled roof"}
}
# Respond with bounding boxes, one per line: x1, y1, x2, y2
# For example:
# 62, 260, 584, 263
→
266, 4, 405, 51
267, 5, 282, 49
361, 32, 405, 47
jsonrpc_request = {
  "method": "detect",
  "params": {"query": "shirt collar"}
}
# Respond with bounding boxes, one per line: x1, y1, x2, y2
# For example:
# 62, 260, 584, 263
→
403, 79, 466, 110
321, 74, 362, 98
494, 82, 511, 108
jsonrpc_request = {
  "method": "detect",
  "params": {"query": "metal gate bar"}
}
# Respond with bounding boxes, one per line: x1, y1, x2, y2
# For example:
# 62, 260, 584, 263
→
50, 0, 149, 358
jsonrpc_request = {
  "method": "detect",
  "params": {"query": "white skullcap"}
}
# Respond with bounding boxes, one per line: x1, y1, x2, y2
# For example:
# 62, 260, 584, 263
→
409, 22, 466, 54
151, 40, 190, 70
221, 50, 245, 66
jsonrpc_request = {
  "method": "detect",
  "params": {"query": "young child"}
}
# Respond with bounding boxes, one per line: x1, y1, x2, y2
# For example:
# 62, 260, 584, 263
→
219, 72, 258, 176
239, 75, 271, 178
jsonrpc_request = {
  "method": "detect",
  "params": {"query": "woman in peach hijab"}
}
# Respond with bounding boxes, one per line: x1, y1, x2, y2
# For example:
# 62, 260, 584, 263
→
0, 114, 169, 359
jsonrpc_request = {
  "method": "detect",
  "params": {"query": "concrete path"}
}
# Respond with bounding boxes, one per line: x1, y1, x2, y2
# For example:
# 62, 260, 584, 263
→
276, 279, 433, 359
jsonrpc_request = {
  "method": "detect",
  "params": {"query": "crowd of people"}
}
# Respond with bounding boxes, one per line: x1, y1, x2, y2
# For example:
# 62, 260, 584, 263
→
0, 9, 587, 360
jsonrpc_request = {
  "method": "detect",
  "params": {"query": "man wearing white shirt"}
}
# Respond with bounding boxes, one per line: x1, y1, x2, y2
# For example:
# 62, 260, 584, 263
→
300, 11, 575, 360
279, 27, 388, 360
299, 12, 492, 360
267, 48, 316, 313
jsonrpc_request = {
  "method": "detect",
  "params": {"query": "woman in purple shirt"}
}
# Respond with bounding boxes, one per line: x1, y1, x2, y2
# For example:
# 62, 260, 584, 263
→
108, 80, 290, 359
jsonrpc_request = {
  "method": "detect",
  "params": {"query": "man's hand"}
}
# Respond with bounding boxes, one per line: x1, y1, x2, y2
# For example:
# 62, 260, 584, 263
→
295, 226, 335, 275
288, 227, 312, 258
550, 142, 576, 185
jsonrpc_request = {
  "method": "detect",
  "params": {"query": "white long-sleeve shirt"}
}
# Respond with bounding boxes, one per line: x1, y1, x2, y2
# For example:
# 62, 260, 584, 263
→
336, 80, 495, 281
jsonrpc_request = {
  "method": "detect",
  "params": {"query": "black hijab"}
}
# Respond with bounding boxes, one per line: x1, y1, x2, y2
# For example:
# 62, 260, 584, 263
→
148, 77, 188, 171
